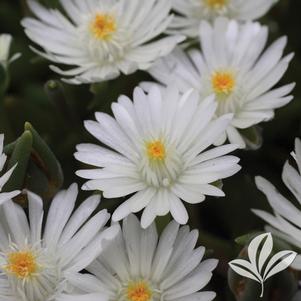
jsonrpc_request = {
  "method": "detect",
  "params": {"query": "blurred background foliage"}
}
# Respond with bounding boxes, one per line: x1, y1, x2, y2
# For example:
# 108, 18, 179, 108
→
1, 0, 301, 300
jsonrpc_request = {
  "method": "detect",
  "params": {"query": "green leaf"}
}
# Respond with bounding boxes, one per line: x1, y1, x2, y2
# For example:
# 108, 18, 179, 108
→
44, 80, 69, 118
45, 80, 80, 129
235, 232, 263, 246
240, 126, 263, 150
235, 231, 298, 254
90, 81, 109, 95
26, 160, 51, 203
3, 130, 33, 192
3, 140, 16, 155
24, 122, 64, 199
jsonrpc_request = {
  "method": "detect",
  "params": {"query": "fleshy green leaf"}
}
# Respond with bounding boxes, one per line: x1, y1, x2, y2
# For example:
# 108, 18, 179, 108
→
240, 126, 263, 150
24, 122, 64, 199
235, 231, 263, 246
3, 130, 32, 192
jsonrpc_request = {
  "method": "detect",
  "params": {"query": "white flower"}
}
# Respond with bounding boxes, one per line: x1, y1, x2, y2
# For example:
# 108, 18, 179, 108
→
21, 0, 184, 85
0, 134, 20, 204
253, 138, 301, 271
0, 34, 21, 68
75, 84, 241, 228
147, 18, 294, 148
0, 183, 118, 301
66, 214, 218, 301
169, 0, 278, 38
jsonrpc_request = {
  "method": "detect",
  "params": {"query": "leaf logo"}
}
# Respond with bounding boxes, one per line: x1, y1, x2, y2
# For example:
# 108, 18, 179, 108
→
229, 233, 297, 298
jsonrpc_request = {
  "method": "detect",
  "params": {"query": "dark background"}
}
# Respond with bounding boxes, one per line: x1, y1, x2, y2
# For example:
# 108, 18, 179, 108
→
0, 1, 300, 300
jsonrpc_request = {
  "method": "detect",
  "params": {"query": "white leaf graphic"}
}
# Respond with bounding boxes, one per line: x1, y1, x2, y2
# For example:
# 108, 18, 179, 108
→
248, 233, 271, 269
258, 233, 273, 273
229, 260, 261, 283
229, 233, 297, 298
263, 250, 297, 281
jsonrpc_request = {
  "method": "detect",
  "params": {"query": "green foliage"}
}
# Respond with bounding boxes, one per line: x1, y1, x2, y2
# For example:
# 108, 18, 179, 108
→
240, 127, 263, 150
3, 123, 63, 205
3, 130, 32, 192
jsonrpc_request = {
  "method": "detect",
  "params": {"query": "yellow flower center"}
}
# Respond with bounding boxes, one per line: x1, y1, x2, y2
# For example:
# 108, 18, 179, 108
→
146, 140, 166, 161
211, 71, 235, 95
127, 281, 152, 301
4, 251, 38, 279
90, 13, 116, 40
204, 0, 228, 9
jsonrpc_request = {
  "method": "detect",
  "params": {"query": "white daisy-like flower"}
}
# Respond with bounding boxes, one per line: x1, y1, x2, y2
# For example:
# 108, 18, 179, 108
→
75, 85, 241, 228
0, 134, 20, 204
67, 214, 218, 301
0, 183, 118, 301
147, 18, 294, 148
169, 0, 278, 38
253, 138, 301, 270
21, 0, 184, 85
0, 34, 21, 69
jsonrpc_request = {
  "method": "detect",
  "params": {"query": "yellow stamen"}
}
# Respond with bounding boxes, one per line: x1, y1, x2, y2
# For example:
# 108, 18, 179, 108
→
90, 13, 116, 40
204, 0, 228, 9
211, 71, 235, 95
127, 281, 152, 301
4, 251, 38, 279
146, 140, 166, 161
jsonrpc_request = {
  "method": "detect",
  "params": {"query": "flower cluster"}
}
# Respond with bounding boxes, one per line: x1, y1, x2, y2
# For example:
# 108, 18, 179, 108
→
0, 0, 298, 300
